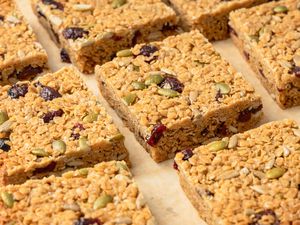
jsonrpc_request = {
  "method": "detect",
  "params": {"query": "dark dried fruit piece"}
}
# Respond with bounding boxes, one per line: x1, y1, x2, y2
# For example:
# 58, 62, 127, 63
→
139, 45, 158, 57
8, 84, 29, 99
237, 109, 252, 122
159, 76, 184, 93
146, 123, 167, 146
62, 27, 89, 40
74, 218, 102, 225
71, 123, 85, 140
33, 161, 56, 175
42, 109, 64, 123
16, 65, 43, 80
40, 86, 62, 101
41, 0, 64, 10
181, 149, 193, 160
216, 123, 228, 136
60, 48, 71, 63
0, 139, 10, 152
292, 66, 300, 78
249, 209, 280, 225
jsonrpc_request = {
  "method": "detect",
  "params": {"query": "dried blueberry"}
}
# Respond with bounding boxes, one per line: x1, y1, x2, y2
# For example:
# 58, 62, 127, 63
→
62, 27, 89, 40
292, 66, 300, 78
249, 209, 280, 225
42, 109, 64, 123
139, 45, 158, 57
16, 65, 43, 80
181, 149, 193, 161
159, 76, 184, 93
74, 218, 102, 225
33, 161, 56, 175
0, 139, 10, 152
146, 123, 167, 146
71, 123, 85, 140
60, 48, 71, 63
40, 86, 62, 101
41, 0, 64, 10
8, 84, 28, 99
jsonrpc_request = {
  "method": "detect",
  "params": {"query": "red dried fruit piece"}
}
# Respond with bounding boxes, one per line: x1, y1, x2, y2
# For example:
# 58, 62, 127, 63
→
146, 124, 167, 146
71, 123, 85, 140
74, 218, 102, 225
60, 48, 71, 63
40, 86, 62, 101
139, 45, 158, 57
41, 0, 64, 10
42, 109, 64, 123
159, 76, 184, 93
8, 84, 29, 99
16, 65, 43, 80
249, 209, 280, 225
0, 139, 10, 152
181, 149, 193, 161
62, 27, 89, 40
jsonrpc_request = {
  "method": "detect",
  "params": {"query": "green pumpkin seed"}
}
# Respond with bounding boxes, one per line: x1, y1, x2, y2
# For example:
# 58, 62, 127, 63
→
145, 74, 164, 86
112, 0, 126, 8
208, 140, 228, 152
79, 137, 91, 151
31, 148, 48, 157
0, 110, 9, 125
116, 161, 128, 171
78, 168, 89, 176
93, 194, 113, 209
265, 167, 286, 179
215, 82, 231, 95
122, 93, 137, 106
83, 112, 98, 123
109, 133, 125, 142
52, 140, 66, 154
157, 88, 179, 98
131, 81, 146, 90
116, 49, 132, 57
1, 192, 14, 208
273, 5, 288, 13
249, 35, 259, 42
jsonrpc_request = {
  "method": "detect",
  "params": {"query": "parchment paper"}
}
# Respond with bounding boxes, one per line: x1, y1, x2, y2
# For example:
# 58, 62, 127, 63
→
17, 1, 300, 224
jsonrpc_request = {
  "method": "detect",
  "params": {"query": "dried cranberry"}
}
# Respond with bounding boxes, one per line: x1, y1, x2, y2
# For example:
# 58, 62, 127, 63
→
249, 209, 280, 225
0, 15, 4, 21
237, 109, 252, 122
60, 48, 71, 63
8, 84, 29, 99
42, 109, 64, 123
181, 149, 193, 161
292, 66, 300, 78
62, 27, 89, 40
41, 0, 64, 10
139, 45, 158, 57
159, 76, 184, 93
0, 139, 10, 152
71, 123, 85, 140
33, 161, 56, 175
74, 218, 102, 225
173, 161, 178, 170
16, 65, 43, 80
146, 123, 167, 146
40, 86, 62, 101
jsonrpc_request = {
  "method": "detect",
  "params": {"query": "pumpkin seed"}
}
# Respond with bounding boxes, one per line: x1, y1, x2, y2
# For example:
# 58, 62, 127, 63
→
79, 137, 91, 151
131, 81, 146, 90
52, 140, 66, 154
116, 49, 132, 57
273, 5, 288, 13
1, 191, 14, 208
266, 167, 286, 179
215, 82, 231, 95
116, 161, 128, 171
83, 112, 98, 123
249, 35, 259, 42
145, 74, 164, 86
157, 88, 179, 98
78, 168, 89, 176
109, 133, 125, 142
208, 140, 228, 152
112, 0, 126, 8
93, 194, 113, 209
31, 148, 48, 157
0, 111, 9, 125
122, 93, 137, 106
